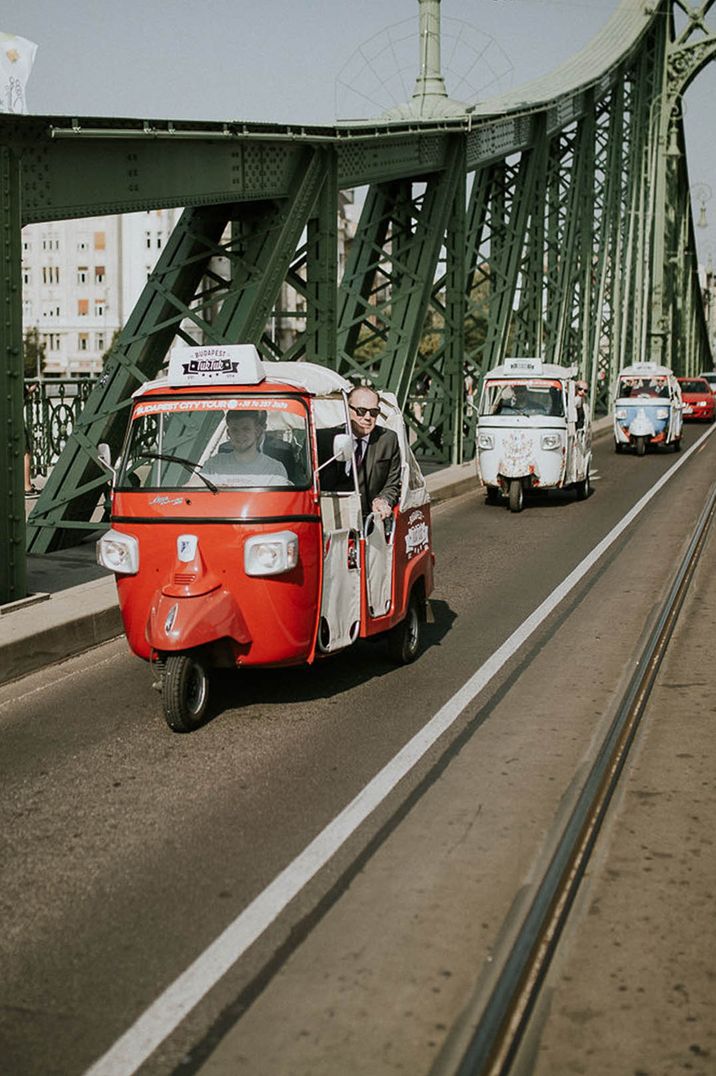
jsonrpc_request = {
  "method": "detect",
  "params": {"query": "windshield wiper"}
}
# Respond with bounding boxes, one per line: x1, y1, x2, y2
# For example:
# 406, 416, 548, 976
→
135, 451, 219, 494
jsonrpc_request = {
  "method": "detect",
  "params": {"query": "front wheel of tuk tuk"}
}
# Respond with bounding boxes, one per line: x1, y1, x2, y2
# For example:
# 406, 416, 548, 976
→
508, 479, 524, 513
635, 435, 647, 457
386, 590, 422, 665
162, 653, 210, 733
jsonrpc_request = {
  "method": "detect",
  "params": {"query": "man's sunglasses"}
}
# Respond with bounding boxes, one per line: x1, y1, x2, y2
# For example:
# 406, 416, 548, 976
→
350, 404, 380, 418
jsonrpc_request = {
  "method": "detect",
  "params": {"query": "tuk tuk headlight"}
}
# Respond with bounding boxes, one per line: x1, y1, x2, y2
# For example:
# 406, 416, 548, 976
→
477, 432, 494, 450
541, 433, 562, 451
96, 529, 139, 575
615, 408, 627, 420
656, 408, 669, 419
244, 531, 299, 577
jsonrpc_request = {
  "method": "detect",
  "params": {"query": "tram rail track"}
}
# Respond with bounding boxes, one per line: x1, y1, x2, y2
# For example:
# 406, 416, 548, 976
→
438, 482, 716, 1076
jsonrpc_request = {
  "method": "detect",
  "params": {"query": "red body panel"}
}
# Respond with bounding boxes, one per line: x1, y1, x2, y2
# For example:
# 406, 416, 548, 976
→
360, 503, 434, 636
113, 489, 322, 666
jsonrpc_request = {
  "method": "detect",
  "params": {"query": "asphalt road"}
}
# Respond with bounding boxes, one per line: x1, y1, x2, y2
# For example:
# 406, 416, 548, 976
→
1, 423, 715, 1076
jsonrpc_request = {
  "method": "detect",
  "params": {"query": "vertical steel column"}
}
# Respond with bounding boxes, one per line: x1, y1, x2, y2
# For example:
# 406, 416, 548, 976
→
305, 148, 338, 365
0, 145, 26, 602
441, 136, 466, 462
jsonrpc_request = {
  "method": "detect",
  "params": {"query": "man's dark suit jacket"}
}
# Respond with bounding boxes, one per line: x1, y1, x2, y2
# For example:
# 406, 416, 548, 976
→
317, 425, 402, 517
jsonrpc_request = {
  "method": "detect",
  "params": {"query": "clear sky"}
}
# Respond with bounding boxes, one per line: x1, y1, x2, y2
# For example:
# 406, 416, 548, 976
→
4, 0, 715, 262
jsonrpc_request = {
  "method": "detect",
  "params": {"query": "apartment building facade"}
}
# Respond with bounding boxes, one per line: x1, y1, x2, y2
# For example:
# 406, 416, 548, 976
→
22, 208, 182, 377
22, 194, 357, 378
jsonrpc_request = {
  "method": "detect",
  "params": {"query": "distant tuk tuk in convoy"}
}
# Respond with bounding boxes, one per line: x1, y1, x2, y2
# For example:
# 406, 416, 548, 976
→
475, 358, 592, 512
613, 362, 683, 455
96, 345, 434, 732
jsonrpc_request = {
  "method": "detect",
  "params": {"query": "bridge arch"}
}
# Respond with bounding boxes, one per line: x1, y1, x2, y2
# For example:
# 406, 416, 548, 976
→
0, 0, 713, 599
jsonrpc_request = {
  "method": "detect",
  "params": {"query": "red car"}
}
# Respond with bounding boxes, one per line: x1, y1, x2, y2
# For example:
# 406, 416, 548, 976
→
677, 378, 715, 422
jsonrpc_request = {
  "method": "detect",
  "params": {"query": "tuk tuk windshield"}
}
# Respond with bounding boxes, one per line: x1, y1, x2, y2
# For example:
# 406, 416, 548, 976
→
617, 376, 670, 399
117, 396, 311, 491
479, 379, 565, 418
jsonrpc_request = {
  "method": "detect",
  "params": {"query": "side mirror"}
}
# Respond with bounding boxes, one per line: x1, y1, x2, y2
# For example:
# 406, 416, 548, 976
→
97, 442, 115, 480
332, 433, 353, 463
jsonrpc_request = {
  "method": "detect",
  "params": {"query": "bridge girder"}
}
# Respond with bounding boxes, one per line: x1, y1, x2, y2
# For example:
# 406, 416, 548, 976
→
0, 0, 713, 599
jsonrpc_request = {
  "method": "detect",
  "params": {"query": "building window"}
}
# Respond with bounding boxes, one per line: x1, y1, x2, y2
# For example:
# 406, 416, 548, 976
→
95, 299, 105, 317
78, 299, 89, 316
77, 266, 88, 284
78, 240, 88, 252
43, 333, 61, 351
23, 268, 31, 285
96, 332, 105, 351
42, 266, 60, 284
78, 333, 89, 351
94, 231, 106, 250
156, 236, 163, 249
145, 231, 152, 249
95, 265, 105, 283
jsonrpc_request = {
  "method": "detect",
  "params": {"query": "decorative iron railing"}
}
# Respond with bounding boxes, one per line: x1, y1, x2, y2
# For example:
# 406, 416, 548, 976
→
24, 379, 98, 478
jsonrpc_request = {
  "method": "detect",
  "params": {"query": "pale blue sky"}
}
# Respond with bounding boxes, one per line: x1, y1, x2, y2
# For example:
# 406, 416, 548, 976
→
5, 0, 715, 261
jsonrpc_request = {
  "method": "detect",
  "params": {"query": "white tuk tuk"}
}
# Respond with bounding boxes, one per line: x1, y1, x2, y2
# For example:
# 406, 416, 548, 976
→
476, 358, 592, 513
612, 362, 683, 456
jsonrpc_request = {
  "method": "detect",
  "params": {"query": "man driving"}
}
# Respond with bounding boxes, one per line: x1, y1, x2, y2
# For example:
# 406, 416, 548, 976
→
201, 409, 289, 486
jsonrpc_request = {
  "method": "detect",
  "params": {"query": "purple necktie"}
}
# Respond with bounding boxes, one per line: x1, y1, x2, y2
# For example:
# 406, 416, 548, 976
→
354, 439, 364, 470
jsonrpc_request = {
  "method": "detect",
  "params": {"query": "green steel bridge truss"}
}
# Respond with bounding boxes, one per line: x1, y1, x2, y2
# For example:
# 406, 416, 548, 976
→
1, 0, 714, 600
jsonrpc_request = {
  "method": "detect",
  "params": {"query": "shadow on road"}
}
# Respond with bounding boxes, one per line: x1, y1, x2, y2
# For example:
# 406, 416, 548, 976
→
201, 598, 457, 729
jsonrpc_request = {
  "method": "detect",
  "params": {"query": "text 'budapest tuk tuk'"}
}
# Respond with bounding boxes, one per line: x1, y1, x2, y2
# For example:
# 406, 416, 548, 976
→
613, 362, 683, 455
96, 346, 434, 732
476, 358, 592, 512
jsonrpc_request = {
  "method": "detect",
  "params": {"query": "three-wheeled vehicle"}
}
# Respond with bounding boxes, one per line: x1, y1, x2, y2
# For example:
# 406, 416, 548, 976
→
96, 345, 434, 732
613, 362, 683, 455
475, 358, 592, 512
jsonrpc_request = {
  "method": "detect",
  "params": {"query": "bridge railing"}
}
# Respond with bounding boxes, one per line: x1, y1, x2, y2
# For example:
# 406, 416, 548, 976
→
24, 379, 97, 479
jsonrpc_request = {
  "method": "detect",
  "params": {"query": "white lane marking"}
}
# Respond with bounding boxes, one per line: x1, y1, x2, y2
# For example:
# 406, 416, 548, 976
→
84, 423, 716, 1076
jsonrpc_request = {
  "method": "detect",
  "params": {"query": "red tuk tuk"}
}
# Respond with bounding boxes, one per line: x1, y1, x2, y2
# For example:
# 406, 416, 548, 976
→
97, 345, 434, 731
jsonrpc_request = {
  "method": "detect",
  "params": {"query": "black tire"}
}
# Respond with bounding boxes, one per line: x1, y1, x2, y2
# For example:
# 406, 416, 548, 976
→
614, 440, 623, 454
485, 485, 500, 505
386, 591, 421, 665
673, 436, 682, 451
635, 435, 646, 457
508, 479, 524, 513
162, 653, 209, 733
575, 468, 591, 501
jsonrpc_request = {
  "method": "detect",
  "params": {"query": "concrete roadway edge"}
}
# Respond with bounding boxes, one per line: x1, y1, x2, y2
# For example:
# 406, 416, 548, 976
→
0, 417, 613, 689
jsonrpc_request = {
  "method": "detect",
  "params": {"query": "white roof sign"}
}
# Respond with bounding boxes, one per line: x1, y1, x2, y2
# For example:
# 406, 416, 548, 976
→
503, 357, 542, 374
168, 345, 266, 387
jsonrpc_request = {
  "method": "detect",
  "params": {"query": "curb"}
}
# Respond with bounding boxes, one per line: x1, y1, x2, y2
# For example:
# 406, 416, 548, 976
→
0, 576, 123, 687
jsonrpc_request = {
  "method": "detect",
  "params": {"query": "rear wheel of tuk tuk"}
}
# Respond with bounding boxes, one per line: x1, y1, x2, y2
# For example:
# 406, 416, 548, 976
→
635, 435, 647, 457
386, 590, 421, 665
575, 468, 591, 501
162, 654, 209, 733
485, 485, 500, 505
508, 479, 524, 513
